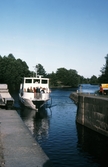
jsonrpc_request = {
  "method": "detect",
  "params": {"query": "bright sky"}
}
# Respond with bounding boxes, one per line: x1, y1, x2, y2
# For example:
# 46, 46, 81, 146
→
0, 0, 108, 78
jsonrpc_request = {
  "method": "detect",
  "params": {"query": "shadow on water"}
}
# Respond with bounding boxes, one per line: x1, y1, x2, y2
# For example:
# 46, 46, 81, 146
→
18, 105, 51, 142
76, 123, 108, 167
36, 107, 50, 119
43, 160, 54, 167
20, 106, 37, 120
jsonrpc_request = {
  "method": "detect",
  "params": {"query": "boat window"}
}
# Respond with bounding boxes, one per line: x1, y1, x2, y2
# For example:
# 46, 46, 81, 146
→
42, 80, 47, 84
33, 79, 40, 83
25, 79, 32, 83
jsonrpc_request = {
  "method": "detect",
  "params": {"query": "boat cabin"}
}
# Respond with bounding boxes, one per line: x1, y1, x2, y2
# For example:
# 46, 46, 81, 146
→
20, 76, 49, 93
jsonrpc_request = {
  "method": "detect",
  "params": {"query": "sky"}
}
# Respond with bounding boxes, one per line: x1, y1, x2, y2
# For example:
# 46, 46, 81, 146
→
0, 0, 108, 78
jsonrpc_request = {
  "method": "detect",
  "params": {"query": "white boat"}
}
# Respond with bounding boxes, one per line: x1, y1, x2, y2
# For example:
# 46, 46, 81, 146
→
19, 76, 51, 110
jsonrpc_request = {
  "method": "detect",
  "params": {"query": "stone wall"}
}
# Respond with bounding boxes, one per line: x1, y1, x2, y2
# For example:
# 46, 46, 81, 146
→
69, 92, 78, 104
70, 93, 108, 137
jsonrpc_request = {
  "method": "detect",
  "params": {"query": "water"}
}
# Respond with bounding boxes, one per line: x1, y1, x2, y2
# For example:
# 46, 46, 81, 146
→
79, 84, 100, 94
13, 84, 108, 167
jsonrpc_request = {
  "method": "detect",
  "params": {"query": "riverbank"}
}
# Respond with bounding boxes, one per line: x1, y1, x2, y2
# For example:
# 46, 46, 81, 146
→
0, 109, 53, 167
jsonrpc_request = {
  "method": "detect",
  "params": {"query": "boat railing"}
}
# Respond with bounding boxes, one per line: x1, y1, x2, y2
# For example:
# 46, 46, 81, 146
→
23, 92, 50, 100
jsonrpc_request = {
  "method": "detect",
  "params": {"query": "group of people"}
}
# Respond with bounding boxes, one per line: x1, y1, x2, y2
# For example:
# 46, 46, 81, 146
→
25, 87, 48, 99
27, 87, 46, 93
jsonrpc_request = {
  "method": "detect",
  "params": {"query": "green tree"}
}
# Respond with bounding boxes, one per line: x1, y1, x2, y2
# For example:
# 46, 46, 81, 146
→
36, 64, 47, 77
56, 68, 68, 86
89, 75, 98, 84
48, 72, 58, 87
8, 53, 15, 59
66, 69, 79, 87
0, 54, 30, 90
99, 54, 108, 83
56, 68, 79, 87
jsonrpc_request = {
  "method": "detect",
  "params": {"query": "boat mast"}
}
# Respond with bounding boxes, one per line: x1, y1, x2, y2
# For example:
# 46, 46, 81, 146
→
33, 65, 37, 77
35, 65, 37, 77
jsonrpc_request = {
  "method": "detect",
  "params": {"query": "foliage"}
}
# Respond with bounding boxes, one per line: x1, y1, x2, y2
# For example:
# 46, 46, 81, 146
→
0, 54, 30, 90
48, 72, 58, 87
98, 54, 108, 83
56, 68, 68, 85
89, 75, 98, 84
55, 68, 79, 87
79, 76, 90, 84
66, 69, 79, 87
36, 64, 47, 77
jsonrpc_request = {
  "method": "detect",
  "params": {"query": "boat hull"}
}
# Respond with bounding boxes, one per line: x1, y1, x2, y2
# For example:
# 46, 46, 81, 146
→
19, 95, 36, 110
19, 93, 50, 110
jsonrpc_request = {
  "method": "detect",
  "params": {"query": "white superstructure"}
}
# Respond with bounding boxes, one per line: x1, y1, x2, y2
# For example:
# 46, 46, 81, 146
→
19, 76, 50, 110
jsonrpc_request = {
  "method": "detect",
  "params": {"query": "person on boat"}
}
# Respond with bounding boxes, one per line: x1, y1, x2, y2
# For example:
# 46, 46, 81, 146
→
27, 87, 30, 92
99, 85, 104, 95
39, 87, 44, 99
33, 87, 36, 92
30, 87, 33, 92
40, 87, 45, 93
36, 87, 40, 93
33, 87, 36, 98
36, 87, 40, 99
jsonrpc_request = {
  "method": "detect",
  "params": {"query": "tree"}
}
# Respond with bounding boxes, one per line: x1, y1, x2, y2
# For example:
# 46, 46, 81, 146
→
0, 54, 30, 90
67, 69, 79, 87
56, 68, 79, 87
8, 53, 15, 59
79, 75, 88, 84
99, 54, 108, 83
56, 68, 68, 85
89, 75, 98, 84
35, 64, 47, 77
48, 72, 58, 87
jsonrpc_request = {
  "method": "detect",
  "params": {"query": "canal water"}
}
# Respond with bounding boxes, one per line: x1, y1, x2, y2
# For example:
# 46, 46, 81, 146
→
14, 84, 108, 167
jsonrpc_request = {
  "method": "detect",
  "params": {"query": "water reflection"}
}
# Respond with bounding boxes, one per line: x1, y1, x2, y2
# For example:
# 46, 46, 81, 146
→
20, 106, 51, 141
33, 108, 51, 141
20, 107, 37, 133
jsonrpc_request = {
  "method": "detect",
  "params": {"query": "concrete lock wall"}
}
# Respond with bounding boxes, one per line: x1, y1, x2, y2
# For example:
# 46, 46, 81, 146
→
70, 93, 108, 137
76, 94, 108, 137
